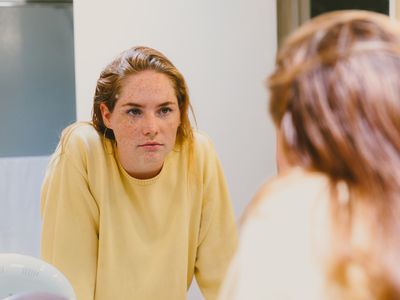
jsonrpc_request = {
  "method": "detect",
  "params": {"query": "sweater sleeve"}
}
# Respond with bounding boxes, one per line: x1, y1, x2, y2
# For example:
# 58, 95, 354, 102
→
40, 133, 99, 300
194, 139, 238, 300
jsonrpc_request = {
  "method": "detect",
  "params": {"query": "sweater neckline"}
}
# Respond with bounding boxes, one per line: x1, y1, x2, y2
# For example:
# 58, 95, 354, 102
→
112, 142, 172, 186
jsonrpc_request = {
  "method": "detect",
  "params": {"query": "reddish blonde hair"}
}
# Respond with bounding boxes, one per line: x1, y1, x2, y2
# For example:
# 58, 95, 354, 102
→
269, 10, 400, 299
92, 46, 194, 147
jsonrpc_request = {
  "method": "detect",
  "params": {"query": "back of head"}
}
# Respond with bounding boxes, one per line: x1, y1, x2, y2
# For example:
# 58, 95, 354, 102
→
269, 10, 400, 299
270, 10, 400, 187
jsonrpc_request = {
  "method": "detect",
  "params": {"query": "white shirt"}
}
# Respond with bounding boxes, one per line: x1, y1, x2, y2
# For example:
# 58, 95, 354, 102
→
219, 168, 331, 300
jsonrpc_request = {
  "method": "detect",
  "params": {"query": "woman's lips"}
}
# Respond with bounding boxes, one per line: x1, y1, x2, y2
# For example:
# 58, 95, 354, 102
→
138, 143, 163, 151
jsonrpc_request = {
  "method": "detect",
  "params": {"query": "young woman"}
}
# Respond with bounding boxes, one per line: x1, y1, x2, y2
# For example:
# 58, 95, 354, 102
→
41, 46, 237, 300
219, 10, 400, 300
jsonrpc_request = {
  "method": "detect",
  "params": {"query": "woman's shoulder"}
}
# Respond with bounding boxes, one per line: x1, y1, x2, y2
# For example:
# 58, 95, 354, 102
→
48, 122, 111, 172
243, 168, 330, 222
61, 121, 100, 143
193, 130, 213, 146
232, 168, 329, 299
58, 122, 104, 154
191, 130, 217, 156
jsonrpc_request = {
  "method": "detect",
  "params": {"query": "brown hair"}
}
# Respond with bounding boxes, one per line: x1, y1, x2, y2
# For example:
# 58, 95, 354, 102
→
92, 46, 194, 147
269, 10, 400, 299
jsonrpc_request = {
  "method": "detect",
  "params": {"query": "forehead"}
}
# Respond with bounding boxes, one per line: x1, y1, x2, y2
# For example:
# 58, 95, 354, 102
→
117, 70, 176, 103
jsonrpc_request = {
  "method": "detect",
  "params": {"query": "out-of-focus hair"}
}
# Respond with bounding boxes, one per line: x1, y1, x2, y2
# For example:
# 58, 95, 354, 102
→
269, 10, 400, 299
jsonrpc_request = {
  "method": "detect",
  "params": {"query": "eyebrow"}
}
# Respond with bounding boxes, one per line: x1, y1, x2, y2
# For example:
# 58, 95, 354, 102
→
121, 101, 177, 108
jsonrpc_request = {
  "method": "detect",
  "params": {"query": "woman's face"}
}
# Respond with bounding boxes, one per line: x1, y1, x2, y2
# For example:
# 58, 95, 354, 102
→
100, 70, 181, 179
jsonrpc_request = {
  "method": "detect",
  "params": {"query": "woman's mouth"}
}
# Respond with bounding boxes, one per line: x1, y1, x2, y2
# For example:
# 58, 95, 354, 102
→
138, 142, 163, 151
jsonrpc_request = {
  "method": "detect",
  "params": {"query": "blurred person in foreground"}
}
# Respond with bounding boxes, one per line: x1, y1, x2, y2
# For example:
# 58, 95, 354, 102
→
219, 10, 400, 300
40, 46, 237, 300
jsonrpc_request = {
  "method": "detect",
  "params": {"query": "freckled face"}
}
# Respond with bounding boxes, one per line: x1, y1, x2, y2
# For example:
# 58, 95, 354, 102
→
100, 70, 181, 179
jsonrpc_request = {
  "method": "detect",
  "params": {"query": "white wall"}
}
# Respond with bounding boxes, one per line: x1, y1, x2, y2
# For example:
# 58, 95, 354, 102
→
0, 156, 49, 257
73, 0, 277, 298
74, 0, 277, 215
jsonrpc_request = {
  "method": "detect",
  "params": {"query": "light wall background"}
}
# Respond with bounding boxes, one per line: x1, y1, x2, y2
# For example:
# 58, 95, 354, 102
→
74, 0, 278, 219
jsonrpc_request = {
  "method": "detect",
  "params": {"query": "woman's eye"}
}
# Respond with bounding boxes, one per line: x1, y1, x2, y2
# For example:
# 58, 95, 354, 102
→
128, 108, 142, 116
159, 107, 172, 115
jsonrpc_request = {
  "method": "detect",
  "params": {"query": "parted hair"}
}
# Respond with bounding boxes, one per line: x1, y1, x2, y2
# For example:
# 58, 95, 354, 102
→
92, 46, 194, 147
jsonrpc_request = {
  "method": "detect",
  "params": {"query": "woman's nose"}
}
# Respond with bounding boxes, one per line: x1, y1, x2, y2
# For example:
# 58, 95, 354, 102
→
142, 115, 159, 137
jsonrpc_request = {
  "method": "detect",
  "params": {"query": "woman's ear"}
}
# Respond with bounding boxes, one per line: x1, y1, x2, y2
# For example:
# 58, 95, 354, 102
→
99, 103, 112, 128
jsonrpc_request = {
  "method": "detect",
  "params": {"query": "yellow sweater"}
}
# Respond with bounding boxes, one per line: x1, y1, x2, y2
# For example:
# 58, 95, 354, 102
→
41, 123, 237, 300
